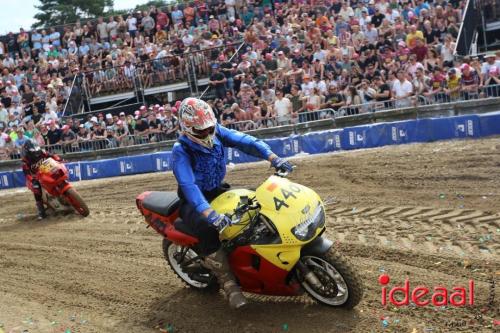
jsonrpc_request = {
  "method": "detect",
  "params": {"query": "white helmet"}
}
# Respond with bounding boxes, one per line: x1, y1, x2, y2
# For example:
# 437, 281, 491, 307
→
178, 97, 217, 148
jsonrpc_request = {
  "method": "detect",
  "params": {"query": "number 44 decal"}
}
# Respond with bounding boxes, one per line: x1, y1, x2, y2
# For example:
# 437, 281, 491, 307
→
273, 184, 301, 211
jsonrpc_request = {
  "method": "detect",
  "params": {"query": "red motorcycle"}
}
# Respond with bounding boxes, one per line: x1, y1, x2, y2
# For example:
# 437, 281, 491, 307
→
29, 157, 89, 217
136, 173, 363, 308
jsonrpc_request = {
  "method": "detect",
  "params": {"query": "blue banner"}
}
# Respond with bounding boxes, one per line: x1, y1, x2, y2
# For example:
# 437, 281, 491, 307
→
300, 129, 343, 154
386, 120, 418, 145
152, 152, 173, 171
340, 126, 370, 150
0, 172, 13, 189
479, 112, 500, 136
119, 155, 154, 175
80, 159, 121, 180
225, 147, 259, 164
66, 162, 81, 182
12, 170, 26, 188
2, 112, 500, 189
266, 137, 301, 158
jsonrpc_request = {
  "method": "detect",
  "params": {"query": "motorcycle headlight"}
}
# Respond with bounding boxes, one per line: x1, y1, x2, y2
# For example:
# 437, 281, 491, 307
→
291, 203, 325, 241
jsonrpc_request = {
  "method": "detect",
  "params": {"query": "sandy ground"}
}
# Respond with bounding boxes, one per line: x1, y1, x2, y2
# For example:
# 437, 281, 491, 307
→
0, 137, 499, 333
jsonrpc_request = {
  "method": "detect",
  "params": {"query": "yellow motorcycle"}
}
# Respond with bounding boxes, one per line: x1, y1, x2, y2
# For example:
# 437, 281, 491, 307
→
136, 171, 363, 308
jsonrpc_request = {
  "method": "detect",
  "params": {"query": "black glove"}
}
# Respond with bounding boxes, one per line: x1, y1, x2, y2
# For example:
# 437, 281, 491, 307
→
271, 157, 294, 173
207, 210, 232, 232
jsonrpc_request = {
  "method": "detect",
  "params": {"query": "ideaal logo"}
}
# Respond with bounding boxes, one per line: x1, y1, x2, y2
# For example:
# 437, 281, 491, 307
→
379, 274, 474, 307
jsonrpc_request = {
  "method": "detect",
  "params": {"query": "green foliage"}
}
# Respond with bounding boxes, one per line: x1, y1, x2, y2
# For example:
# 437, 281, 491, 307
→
33, 0, 114, 28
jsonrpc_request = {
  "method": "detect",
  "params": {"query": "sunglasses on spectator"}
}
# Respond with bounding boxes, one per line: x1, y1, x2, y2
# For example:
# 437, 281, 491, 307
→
192, 126, 215, 138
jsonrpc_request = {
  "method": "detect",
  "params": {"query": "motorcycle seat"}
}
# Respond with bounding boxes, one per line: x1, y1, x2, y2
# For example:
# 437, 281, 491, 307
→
142, 191, 180, 217
174, 219, 198, 238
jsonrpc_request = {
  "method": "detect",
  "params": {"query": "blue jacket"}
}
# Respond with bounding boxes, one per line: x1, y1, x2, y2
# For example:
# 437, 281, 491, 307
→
172, 124, 273, 213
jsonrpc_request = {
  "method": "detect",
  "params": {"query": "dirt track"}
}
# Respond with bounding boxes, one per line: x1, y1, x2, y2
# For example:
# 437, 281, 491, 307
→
1, 138, 499, 333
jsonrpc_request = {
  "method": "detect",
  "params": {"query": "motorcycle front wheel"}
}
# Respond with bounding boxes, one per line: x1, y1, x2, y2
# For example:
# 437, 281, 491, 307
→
64, 188, 90, 217
162, 239, 219, 292
297, 249, 363, 308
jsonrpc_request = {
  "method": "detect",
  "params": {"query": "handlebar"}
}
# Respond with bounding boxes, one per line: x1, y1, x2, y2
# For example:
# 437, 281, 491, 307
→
274, 165, 296, 178
229, 196, 260, 225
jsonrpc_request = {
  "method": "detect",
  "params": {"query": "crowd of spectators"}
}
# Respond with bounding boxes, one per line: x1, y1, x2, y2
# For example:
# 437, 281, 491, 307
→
1, 0, 500, 160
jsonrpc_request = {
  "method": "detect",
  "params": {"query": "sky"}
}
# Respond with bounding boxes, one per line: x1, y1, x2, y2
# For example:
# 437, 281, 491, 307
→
0, 0, 151, 35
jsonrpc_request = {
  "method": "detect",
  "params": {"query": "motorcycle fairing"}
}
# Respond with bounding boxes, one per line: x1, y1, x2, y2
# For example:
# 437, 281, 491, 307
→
212, 176, 324, 271
37, 158, 72, 196
211, 189, 258, 240
228, 245, 301, 296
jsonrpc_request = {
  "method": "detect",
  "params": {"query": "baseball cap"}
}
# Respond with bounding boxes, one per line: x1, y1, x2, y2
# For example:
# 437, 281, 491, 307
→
211, 63, 219, 69
119, 112, 125, 116
91, 116, 98, 122
106, 113, 112, 119
460, 63, 470, 71
62, 125, 70, 131
79, 124, 84, 128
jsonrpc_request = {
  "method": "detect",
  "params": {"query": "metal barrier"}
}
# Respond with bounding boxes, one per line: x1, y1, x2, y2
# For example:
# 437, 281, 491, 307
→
5, 87, 500, 161
337, 99, 399, 117
81, 43, 243, 102
481, 84, 500, 98
39, 133, 178, 155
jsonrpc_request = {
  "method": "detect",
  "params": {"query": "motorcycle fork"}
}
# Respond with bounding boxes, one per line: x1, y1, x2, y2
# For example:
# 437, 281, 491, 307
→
295, 259, 323, 289
175, 247, 189, 264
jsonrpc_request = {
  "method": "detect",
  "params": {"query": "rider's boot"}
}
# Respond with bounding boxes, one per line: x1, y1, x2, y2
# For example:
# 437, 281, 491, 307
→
36, 201, 47, 220
204, 249, 248, 309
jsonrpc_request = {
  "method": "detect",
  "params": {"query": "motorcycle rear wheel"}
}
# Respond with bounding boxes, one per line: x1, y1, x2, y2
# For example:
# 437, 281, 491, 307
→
298, 249, 363, 308
162, 239, 219, 291
64, 188, 90, 217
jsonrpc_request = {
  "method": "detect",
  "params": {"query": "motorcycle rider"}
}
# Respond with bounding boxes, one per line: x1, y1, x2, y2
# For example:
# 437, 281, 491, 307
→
173, 97, 293, 309
21, 140, 62, 220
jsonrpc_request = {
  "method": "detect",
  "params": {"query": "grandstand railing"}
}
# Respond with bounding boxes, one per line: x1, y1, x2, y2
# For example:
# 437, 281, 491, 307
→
4, 85, 500, 161
79, 42, 242, 104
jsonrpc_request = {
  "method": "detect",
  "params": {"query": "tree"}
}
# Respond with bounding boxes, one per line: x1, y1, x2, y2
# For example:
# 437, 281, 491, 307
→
32, 0, 114, 28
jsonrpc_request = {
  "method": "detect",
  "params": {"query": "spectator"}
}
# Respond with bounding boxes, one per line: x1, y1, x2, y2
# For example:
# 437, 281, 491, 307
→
231, 103, 253, 130
483, 66, 500, 97
209, 63, 227, 99
274, 89, 293, 125
61, 124, 77, 152
460, 64, 480, 100
46, 121, 62, 145
0, 0, 474, 159
392, 70, 413, 107
345, 86, 362, 114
